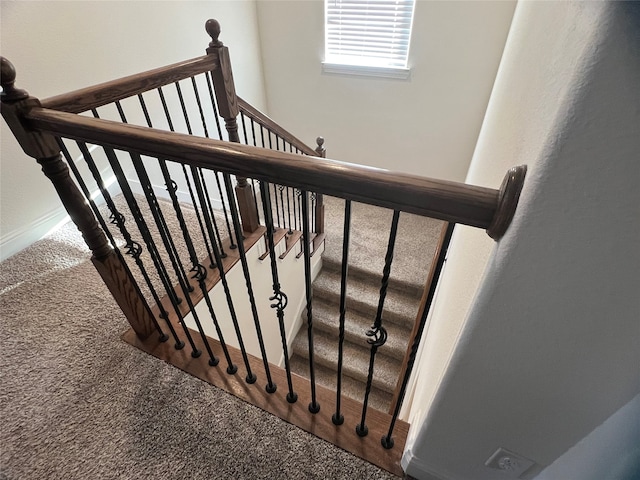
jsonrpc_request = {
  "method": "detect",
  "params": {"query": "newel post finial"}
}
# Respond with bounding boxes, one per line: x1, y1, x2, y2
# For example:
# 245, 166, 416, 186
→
0, 57, 29, 102
315, 136, 326, 158
205, 19, 223, 48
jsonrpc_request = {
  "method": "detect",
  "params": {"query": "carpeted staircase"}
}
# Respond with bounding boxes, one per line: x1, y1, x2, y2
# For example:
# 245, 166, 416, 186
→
290, 196, 445, 413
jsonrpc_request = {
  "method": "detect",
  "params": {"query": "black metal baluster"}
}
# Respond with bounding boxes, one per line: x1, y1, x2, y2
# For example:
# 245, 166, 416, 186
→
223, 173, 276, 392
174, 82, 226, 262
250, 118, 257, 146
115, 100, 193, 293
185, 79, 229, 258
250, 179, 260, 225
278, 185, 287, 231
137, 93, 216, 268
291, 189, 298, 231
259, 124, 266, 148
240, 112, 249, 145
100, 145, 200, 356
62, 140, 169, 344
204, 71, 224, 140
212, 170, 236, 250
311, 193, 317, 235
356, 210, 400, 437
301, 190, 320, 413
130, 152, 218, 365
333, 199, 352, 425
157, 87, 175, 131
190, 76, 210, 138
90, 108, 183, 310
184, 78, 235, 247
157, 158, 237, 372
277, 185, 290, 234
286, 186, 293, 234
382, 222, 455, 449
174, 81, 193, 134
197, 168, 227, 257
258, 182, 298, 402
295, 189, 303, 232
190, 166, 257, 383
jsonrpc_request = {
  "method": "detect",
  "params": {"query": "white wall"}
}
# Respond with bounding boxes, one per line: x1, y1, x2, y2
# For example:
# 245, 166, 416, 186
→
534, 393, 640, 480
403, 2, 640, 479
255, 0, 515, 180
0, 0, 267, 261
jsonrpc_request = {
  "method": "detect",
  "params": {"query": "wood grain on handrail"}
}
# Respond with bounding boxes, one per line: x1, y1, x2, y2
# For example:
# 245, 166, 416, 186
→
237, 97, 317, 156
27, 107, 506, 230
40, 56, 216, 114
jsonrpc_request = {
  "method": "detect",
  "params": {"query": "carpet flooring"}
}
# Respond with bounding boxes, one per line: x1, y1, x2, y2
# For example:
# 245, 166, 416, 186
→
0, 205, 397, 479
290, 196, 445, 412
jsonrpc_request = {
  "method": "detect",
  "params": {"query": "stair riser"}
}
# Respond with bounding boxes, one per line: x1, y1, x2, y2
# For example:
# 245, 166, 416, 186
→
310, 320, 408, 362
292, 343, 400, 394
313, 284, 419, 330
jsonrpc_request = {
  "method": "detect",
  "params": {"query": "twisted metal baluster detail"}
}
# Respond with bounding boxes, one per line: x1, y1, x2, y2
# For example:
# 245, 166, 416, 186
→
382, 222, 455, 449
196, 168, 226, 259
223, 173, 275, 391
333, 199, 351, 425
131, 154, 219, 366
137, 93, 216, 269
356, 210, 400, 437
97, 144, 201, 356
261, 181, 301, 401
114, 100, 192, 293
301, 190, 320, 413
190, 166, 256, 383
59, 139, 168, 343
163, 172, 238, 370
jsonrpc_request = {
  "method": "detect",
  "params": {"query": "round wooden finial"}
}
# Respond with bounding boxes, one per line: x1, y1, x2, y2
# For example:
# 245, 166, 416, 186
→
0, 57, 28, 101
315, 136, 326, 157
205, 19, 223, 47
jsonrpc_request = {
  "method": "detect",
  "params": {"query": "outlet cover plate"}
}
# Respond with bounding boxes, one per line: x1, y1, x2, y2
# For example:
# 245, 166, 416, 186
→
485, 447, 536, 478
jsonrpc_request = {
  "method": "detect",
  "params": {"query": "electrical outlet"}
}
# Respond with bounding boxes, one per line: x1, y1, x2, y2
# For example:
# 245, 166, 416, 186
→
485, 447, 536, 478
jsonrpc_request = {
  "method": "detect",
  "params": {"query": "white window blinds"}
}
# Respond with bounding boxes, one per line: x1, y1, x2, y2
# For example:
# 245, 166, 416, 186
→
325, 0, 416, 70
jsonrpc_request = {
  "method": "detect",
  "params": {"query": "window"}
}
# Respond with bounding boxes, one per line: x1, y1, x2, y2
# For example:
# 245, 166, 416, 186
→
323, 0, 416, 78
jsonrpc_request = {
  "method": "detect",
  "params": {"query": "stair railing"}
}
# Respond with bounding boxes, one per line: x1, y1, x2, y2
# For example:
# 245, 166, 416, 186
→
1, 19, 526, 477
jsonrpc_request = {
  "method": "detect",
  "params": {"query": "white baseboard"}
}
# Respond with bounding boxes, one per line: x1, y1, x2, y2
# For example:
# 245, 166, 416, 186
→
401, 447, 453, 480
0, 173, 118, 262
0, 208, 69, 262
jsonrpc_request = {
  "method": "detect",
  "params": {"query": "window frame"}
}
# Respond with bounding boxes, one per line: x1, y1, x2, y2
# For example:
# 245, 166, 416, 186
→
322, 0, 416, 79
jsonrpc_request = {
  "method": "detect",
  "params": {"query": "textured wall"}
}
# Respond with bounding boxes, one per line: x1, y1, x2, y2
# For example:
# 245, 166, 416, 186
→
403, 2, 640, 479
256, 0, 516, 181
0, 1, 267, 260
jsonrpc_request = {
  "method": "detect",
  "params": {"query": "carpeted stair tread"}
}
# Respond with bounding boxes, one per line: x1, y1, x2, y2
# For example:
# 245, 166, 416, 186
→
292, 329, 401, 395
312, 268, 422, 330
321, 195, 444, 291
309, 297, 412, 362
289, 355, 393, 414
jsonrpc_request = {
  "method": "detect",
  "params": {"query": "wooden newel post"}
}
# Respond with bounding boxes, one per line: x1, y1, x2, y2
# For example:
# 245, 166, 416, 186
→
205, 19, 259, 233
0, 57, 156, 339
314, 137, 326, 234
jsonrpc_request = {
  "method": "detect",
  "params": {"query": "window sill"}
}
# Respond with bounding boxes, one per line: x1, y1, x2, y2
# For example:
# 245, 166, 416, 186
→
321, 62, 411, 80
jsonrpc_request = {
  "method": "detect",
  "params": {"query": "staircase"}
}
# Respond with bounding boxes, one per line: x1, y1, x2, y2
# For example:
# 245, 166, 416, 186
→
290, 195, 445, 412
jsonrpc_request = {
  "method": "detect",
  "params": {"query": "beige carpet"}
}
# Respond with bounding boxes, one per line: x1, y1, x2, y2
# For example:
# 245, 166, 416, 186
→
290, 196, 445, 412
0, 200, 397, 479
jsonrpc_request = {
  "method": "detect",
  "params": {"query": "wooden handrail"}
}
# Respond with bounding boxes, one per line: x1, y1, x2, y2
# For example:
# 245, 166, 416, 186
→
26, 107, 525, 236
237, 97, 317, 156
40, 55, 216, 114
